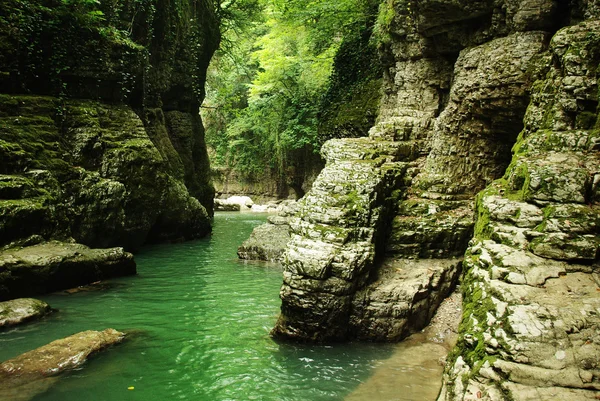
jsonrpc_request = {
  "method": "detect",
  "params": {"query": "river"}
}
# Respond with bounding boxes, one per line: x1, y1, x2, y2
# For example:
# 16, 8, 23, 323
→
0, 213, 404, 401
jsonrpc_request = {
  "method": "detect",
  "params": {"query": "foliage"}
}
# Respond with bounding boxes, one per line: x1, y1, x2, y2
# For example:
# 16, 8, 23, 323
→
0, 0, 148, 105
204, 0, 382, 194
318, 1, 383, 142
1, 0, 220, 110
373, 0, 397, 44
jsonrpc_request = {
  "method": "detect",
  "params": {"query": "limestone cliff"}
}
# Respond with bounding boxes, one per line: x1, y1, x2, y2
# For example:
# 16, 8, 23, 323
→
0, 0, 219, 250
273, 1, 599, 398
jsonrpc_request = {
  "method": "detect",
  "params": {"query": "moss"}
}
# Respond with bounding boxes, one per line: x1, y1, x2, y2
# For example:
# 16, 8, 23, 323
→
0, 0, 219, 249
373, 0, 397, 44
473, 191, 494, 240
446, 259, 499, 385
310, 223, 351, 244
318, 6, 383, 143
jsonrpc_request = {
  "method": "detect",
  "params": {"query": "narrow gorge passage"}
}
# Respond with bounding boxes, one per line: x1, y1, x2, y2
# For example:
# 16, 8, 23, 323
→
0, 213, 440, 401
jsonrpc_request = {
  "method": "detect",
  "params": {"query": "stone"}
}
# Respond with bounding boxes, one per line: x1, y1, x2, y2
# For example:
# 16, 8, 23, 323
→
0, 298, 52, 328
215, 196, 254, 211
442, 19, 600, 400
0, 241, 136, 300
350, 258, 462, 341
214, 199, 241, 212
271, 138, 407, 342
0, 0, 219, 249
0, 329, 125, 401
237, 201, 300, 262
0, 97, 212, 251
237, 222, 291, 262
415, 31, 548, 196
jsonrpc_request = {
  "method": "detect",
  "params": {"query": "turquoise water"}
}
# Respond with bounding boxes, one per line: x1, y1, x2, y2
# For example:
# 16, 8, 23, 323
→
0, 213, 395, 401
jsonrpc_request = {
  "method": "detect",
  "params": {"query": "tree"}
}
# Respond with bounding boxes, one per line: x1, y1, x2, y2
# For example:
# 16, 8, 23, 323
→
203, 0, 380, 196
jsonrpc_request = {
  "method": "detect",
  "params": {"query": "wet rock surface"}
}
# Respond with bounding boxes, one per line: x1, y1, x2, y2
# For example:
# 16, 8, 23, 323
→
0, 329, 125, 401
0, 298, 52, 328
0, 241, 136, 301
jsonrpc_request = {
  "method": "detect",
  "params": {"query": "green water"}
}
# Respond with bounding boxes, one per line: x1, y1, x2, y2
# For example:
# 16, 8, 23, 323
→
0, 213, 395, 401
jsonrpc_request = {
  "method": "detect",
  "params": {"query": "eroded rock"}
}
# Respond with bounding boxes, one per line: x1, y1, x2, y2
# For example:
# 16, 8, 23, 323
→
0, 329, 125, 401
350, 258, 462, 341
0, 298, 52, 328
272, 138, 408, 342
0, 241, 136, 300
441, 17, 600, 401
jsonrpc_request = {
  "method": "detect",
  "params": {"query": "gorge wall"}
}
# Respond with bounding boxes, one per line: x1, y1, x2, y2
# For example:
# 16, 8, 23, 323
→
0, 0, 219, 250
272, 0, 599, 398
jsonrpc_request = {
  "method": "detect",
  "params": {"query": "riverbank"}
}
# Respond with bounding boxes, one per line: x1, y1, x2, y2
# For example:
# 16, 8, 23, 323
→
345, 291, 462, 401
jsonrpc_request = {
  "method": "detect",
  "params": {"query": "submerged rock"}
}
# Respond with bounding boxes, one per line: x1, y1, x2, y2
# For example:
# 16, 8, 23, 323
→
0, 329, 125, 401
0, 241, 136, 301
0, 298, 52, 328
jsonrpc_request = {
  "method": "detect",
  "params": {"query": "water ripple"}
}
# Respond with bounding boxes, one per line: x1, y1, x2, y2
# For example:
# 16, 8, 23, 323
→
0, 213, 395, 401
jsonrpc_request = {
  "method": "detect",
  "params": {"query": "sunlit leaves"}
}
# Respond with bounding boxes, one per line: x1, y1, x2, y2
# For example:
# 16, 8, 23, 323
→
204, 0, 377, 183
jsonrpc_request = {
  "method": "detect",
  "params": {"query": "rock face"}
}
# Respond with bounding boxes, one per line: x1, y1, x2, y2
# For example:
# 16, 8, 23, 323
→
272, 6, 600, 399
0, 0, 219, 251
0, 241, 136, 301
0, 298, 52, 328
440, 16, 600, 401
0, 329, 125, 401
271, 137, 408, 342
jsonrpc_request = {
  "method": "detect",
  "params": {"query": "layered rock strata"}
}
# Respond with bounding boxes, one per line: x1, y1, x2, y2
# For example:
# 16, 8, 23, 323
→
441, 18, 600, 401
271, 137, 409, 341
272, 0, 600, 398
0, 241, 135, 301
272, 0, 559, 343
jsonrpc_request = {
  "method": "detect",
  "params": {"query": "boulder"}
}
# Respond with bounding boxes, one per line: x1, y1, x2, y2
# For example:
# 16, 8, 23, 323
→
0, 298, 52, 328
237, 219, 291, 262
0, 241, 136, 301
0, 329, 125, 401
214, 196, 254, 211
214, 199, 241, 212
